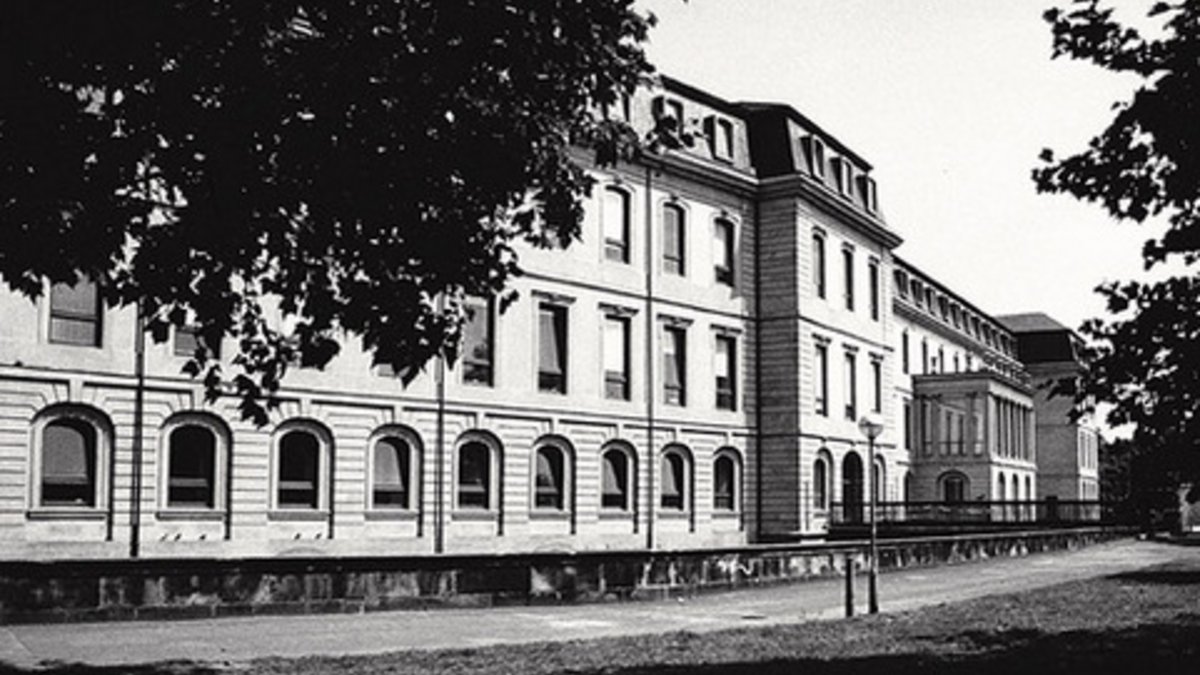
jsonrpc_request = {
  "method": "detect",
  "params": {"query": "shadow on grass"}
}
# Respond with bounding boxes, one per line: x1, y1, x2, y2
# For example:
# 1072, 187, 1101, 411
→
619, 621, 1200, 675
4, 620, 1197, 675
0, 663, 223, 675
3, 562, 1199, 675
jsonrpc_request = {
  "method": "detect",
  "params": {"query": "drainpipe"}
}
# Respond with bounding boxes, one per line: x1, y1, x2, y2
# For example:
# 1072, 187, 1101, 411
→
129, 303, 146, 558
643, 159, 655, 551
434, 296, 447, 554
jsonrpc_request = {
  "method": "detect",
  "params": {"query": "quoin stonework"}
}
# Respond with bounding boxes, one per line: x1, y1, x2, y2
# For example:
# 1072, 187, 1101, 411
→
0, 77, 1100, 561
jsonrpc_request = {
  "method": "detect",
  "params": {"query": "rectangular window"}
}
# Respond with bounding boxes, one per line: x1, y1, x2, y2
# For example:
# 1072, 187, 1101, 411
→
815, 343, 828, 416
663, 205, 685, 276
49, 278, 102, 346
713, 219, 734, 286
663, 326, 686, 406
842, 248, 854, 311
174, 326, 221, 359
813, 234, 826, 299
872, 360, 882, 413
844, 352, 857, 421
901, 332, 910, 374
538, 304, 567, 394
603, 315, 630, 400
921, 341, 929, 374
716, 119, 734, 160
868, 260, 880, 321
903, 399, 913, 450
603, 187, 630, 263
715, 335, 736, 411
462, 299, 494, 386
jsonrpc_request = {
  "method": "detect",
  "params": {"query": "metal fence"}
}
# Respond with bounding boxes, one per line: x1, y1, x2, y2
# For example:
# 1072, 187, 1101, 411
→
828, 499, 1110, 526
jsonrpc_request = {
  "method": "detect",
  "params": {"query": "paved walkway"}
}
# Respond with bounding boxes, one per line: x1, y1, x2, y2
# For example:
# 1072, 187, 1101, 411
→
2, 538, 1195, 669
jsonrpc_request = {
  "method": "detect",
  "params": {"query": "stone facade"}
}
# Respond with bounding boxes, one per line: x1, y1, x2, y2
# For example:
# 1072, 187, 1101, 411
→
0, 76, 1092, 561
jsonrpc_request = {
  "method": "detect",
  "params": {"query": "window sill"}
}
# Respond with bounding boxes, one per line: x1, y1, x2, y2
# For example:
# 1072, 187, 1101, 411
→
599, 509, 634, 520
657, 510, 690, 519
364, 509, 419, 521
712, 510, 741, 519
26, 509, 107, 521
528, 510, 571, 521
156, 509, 225, 522
268, 509, 329, 522
451, 509, 498, 522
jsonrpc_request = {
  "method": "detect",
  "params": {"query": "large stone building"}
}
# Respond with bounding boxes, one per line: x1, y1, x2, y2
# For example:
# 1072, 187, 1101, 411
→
0, 77, 1094, 561
996, 313, 1101, 500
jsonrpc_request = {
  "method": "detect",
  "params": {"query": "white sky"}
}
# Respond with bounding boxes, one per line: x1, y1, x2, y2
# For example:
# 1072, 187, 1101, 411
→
636, 0, 1162, 332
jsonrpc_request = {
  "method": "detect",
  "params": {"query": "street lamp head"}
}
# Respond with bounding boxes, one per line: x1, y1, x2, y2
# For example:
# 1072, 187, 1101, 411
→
858, 413, 885, 441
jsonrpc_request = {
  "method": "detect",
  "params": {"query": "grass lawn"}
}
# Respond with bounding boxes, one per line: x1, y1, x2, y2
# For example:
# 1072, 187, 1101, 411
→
8, 556, 1200, 675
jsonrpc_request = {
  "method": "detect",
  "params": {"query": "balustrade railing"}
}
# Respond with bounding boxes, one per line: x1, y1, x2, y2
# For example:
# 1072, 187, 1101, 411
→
828, 499, 1110, 526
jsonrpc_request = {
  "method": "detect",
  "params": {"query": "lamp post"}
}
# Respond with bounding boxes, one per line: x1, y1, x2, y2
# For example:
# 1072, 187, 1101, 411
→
858, 412, 884, 614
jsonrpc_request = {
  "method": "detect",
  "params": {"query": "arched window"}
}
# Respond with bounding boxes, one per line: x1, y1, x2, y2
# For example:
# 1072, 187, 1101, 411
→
457, 440, 495, 510
842, 452, 864, 522
372, 436, 412, 509
601, 445, 633, 511
534, 444, 568, 511
41, 419, 98, 507
660, 447, 691, 511
713, 450, 740, 512
1025, 475, 1033, 501
277, 429, 322, 509
813, 452, 830, 511
167, 425, 217, 508
940, 471, 968, 503
997, 472, 1006, 501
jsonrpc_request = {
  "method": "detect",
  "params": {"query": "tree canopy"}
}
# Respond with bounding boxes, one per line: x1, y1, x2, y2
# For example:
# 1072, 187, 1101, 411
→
0, 1, 653, 423
1034, 1, 1200, 476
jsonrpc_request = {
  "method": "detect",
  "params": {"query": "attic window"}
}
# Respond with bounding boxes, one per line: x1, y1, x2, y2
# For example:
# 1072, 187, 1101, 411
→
714, 118, 734, 160
859, 176, 878, 213
833, 158, 854, 198
653, 96, 685, 128
806, 136, 826, 178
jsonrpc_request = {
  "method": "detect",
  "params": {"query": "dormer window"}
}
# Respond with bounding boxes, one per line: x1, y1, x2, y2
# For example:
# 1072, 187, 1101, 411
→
895, 270, 909, 298
805, 135, 826, 179
652, 96, 685, 129
859, 175, 879, 213
911, 279, 923, 305
707, 116, 735, 162
832, 157, 854, 198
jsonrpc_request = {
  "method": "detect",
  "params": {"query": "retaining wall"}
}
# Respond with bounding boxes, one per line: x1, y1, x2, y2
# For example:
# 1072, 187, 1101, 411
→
0, 527, 1125, 624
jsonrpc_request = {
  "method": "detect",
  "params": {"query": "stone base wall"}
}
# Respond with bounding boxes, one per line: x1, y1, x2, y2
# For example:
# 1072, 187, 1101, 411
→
0, 528, 1125, 624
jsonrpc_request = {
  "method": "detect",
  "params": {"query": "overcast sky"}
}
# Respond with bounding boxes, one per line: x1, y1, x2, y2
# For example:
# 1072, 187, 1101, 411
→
636, 0, 1161, 332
